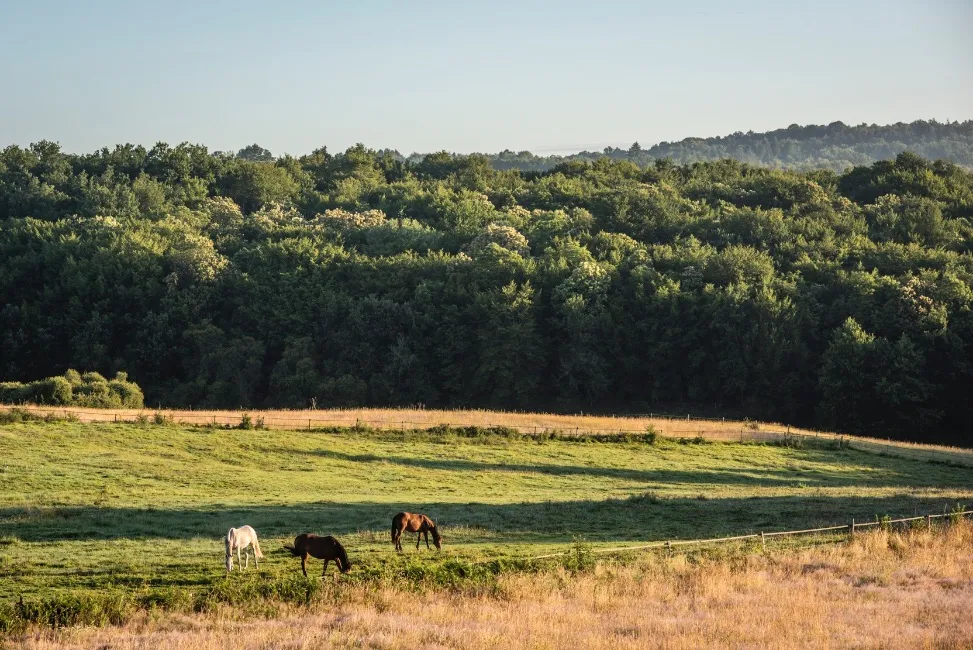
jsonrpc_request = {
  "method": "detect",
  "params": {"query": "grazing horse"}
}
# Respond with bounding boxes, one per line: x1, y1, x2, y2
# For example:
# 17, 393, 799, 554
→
285, 534, 351, 577
391, 512, 442, 552
225, 525, 264, 572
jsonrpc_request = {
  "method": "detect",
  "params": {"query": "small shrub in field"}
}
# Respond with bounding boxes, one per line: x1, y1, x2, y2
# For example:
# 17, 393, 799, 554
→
644, 425, 658, 445
564, 536, 595, 573
135, 413, 149, 426
255, 416, 266, 430
239, 413, 253, 430
0, 407, 40, 424
879, 514, 892, 532
949, 503, 967, 525
152, 412, 174, 426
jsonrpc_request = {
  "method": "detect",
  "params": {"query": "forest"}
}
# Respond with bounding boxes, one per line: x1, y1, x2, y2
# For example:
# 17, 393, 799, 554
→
1, 136, 973, 445
483, 120, 973, 171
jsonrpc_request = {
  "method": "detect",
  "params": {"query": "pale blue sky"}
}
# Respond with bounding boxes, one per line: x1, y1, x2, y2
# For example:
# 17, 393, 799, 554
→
1, 0, 970, 155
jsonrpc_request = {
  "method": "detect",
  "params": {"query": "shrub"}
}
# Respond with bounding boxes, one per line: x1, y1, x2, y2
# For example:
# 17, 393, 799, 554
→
644, 425, 658, 445
0, 371, 144, 409
0, 382, 27, 404
949, 503, 967, 525
109, 372, 144, 408
564, 536, 595, 573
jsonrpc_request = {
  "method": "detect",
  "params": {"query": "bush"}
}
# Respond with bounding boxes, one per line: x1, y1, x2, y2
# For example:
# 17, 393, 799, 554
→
38, 376, 73, 405
645, 425, 658, 445
0, 382, 27, 404
0, 371, 143, 409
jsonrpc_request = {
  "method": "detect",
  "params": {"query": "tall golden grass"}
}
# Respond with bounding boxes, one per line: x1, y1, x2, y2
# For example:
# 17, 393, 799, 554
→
5, 403, 973, 466
18, 524, 973, 650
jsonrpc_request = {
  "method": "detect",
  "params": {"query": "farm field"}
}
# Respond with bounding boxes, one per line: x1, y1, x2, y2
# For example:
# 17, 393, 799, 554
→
19, 523, 973, 649
1, 419, 972, 608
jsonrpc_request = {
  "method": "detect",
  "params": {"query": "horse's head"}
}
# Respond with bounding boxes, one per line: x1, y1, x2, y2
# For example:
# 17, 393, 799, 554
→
431, 526, 443, 550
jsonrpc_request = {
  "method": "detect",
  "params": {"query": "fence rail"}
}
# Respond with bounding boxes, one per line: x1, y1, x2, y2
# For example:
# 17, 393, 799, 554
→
3, 404, 973, 468
482, 509, 973, 564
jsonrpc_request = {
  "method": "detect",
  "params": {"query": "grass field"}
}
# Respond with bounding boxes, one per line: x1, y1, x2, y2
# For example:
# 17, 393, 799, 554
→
9, 404, 973, 466
19, 524, 973, 649
2, 417, 972, 616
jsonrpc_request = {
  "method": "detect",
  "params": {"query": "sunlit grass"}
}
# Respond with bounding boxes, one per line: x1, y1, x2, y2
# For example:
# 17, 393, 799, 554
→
2, 420, 972, 607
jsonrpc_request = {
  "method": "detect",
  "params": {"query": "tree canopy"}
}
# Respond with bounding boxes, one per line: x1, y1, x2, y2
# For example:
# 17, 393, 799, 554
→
1, 138, 972, 445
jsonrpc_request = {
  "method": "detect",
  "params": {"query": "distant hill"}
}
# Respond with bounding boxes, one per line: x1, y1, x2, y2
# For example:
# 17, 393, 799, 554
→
468, 120, 973, 172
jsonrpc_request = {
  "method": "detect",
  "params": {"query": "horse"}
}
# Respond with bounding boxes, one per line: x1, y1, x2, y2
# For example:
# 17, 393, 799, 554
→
285, 534, 351, 577
225, 525, 264, 572
391, 512, 442, 552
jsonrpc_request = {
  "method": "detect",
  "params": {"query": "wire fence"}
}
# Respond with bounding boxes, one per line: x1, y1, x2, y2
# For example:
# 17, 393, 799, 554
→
3, 404, 973, 467
482, 509, 973, 564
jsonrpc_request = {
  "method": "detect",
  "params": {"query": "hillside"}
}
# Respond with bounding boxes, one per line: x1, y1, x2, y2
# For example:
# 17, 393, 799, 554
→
2, 144, 973, 445
2, 420, 971, 603
481, 120, 973, 171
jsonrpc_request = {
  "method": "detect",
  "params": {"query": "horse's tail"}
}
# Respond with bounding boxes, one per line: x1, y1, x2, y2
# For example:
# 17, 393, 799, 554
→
252, 536, 264, 559
284, 544, 301, 556
225, 528, 235, 571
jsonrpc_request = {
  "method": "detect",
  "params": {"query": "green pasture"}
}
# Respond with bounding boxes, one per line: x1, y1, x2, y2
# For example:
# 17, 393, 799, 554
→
1, 421, 972, 603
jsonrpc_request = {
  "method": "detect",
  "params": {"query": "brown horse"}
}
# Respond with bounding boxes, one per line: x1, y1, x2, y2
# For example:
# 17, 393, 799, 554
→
391, 512, 442, 552
284, 534, 351, 576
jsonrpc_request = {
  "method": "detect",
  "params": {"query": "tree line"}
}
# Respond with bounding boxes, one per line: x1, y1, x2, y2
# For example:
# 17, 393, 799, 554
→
1, 139, 972, 445
482, 120, 973, 172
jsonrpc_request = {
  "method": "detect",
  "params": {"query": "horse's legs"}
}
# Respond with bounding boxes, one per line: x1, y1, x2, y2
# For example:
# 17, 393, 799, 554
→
301, 553, 308, 577
424, 530, 431, 550
244, 545, 250, 569
322, 559, 329, 576
253, 545, 259, 569
238, 545, 242, 570
416, 532, 421, 550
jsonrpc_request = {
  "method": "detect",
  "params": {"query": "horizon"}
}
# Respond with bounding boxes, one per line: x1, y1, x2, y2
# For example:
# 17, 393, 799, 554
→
5, 117, 971, 159
2, 1, 971, 156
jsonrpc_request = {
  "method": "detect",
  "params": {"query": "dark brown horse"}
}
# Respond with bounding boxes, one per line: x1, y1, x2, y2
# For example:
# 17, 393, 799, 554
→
285, 534, 351, 576
391, 512, 442, 552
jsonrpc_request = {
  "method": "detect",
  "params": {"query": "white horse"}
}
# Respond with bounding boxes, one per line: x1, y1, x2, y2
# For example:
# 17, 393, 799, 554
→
225, 525, 264, 572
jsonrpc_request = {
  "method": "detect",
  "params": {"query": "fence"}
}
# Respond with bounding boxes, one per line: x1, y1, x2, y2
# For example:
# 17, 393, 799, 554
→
486, 509, 973, 564
3, 404, 973, 468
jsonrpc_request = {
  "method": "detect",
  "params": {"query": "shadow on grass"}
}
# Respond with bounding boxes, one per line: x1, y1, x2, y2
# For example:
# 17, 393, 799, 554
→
274, 445, 972, 491
2, 493, 967, 545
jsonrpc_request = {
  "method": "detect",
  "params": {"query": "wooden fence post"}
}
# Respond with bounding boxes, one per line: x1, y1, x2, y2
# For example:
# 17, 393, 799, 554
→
926, 515, 931, 532
308, 419, 311, 431
851, 519, 855, 539
760, 531, 765, 549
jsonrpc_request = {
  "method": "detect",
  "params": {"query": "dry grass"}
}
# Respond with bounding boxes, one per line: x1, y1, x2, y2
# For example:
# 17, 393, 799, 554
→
15, 525, 973, 650
5, 403, 973, 466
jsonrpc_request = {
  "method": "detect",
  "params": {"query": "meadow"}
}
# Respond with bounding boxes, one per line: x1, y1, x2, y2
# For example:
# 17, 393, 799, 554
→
1, 417, 973, 646
18, 524, 973, 649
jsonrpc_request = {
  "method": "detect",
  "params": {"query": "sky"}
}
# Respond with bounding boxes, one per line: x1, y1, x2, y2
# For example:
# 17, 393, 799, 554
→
1, 0, 971, 156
